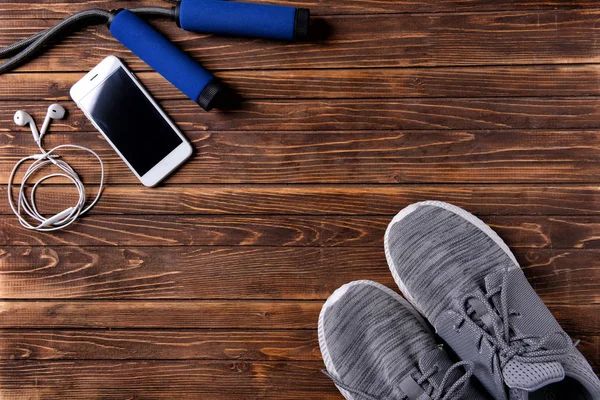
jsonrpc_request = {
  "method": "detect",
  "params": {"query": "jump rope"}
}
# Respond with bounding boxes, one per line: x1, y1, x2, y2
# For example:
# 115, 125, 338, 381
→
1, 0, 310, 108
2, 0, 310, 231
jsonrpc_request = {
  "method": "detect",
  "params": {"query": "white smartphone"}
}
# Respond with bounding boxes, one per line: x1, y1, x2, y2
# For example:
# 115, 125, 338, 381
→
70, 56, 193, 187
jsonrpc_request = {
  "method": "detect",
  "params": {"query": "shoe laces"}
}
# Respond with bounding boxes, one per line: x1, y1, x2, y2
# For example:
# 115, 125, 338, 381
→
455, 268, 573, 369
322, 360, 475, 400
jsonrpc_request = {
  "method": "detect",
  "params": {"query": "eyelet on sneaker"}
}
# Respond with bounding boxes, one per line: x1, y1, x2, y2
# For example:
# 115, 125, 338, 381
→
477, 336, 484, 354
453, 319, 465, 333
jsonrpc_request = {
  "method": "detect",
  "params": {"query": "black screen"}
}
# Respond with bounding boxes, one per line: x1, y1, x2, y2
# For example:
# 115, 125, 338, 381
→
80, 67, 183, 176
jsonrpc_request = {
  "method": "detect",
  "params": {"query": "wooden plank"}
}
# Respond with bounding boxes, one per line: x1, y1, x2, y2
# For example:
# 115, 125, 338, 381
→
0, 215, 386, 247
1, 330, 597, 361
0, 360, 339, 399
2, 215, 600, 248
4, 99, 600, 133
0, 215, 388, 247
3, 11, 600, 72
1, 0, 599, 18
0, 301, 597, 329
3, 130, 600, 184
2, 0, 598, 395
7, 246, 390, 300
4, 66, 600, 101
551, 314, 600, 338
0, 330, 320, 361
3, 185, 600, 216
0, 350, 597, 399
0, 301, 321, 329
579, 336, 600, 371
2, 350, 598, 400
489, 216, 600, 250
1, 247, 598, 302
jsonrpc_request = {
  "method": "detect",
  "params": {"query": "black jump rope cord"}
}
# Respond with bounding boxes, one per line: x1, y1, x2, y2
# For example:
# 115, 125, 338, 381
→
0, 5, 176, 75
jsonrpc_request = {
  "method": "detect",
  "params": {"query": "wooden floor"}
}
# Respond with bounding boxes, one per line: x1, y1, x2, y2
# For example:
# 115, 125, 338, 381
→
1, 0, 600, 398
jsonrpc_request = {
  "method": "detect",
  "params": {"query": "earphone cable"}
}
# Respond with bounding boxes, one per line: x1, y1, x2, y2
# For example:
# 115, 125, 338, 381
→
7, 139, 105, 232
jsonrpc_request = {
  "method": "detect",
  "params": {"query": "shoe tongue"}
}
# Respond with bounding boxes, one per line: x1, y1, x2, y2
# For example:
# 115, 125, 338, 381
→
503, 359, 565, 393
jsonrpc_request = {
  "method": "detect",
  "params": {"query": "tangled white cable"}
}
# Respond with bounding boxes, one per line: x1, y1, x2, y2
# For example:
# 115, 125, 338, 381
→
7, 104, 104, 231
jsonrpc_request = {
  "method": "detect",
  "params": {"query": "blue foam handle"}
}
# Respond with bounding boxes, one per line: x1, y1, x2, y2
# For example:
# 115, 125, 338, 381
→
110, 10, 220, 110
178, 0, 309, 41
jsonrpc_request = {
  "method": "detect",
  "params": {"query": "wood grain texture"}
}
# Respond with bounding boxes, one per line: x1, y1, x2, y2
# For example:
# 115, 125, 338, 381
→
1, 0, 599, 18
0, 330, 597, 362
3, 352, 600, 399
580, 336, 600, 371
3, 130, 600, 184
3, 99, 600, 133
0, 330, 321, 361
4, 66, 600, 101
0, 215, 389, 246
3, 215, 600, 248
0, 304, 597, 373
0, 360, 339, 399
2, 0, 600, 395
1, 246, 598, 303
0, 301, 321, 329
0, 301, 597, 329
3, 185, 600, 216
3, 11, 600, 72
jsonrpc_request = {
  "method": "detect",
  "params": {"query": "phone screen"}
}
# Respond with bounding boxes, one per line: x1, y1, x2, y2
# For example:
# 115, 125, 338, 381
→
79, 67, 183, 176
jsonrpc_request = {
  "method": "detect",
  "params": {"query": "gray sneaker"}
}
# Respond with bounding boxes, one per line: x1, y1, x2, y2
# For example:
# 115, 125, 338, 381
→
318, 280, 489, 399
384, 201, 600, 400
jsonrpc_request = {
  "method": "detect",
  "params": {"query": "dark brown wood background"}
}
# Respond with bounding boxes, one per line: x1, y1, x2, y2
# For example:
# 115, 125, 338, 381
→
1, 0, 600, 398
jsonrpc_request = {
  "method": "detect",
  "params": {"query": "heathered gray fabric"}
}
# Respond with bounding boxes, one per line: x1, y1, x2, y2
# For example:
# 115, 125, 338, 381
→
318, 280, 488, 400
385, 202, 600, 400
385, 204, 516, 325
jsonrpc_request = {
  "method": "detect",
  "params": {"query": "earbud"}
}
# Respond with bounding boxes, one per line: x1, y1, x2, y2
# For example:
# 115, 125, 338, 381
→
40, 104, 66, 137
14, 110, 40, 142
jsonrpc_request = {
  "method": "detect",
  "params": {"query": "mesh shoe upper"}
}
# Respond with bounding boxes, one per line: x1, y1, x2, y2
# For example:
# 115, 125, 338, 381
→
318, 280, 487, 400
384, 201, 600, 400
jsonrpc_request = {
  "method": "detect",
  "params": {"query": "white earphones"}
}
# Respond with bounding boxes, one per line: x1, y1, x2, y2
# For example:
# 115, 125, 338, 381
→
8, 104, 104, 232
13, 110, 40, 142
40, 104, 66, 138
14, 104, 66, 143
